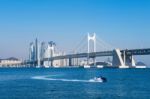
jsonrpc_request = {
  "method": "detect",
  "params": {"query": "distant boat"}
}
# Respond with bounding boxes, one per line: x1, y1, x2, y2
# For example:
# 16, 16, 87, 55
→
84, 65, 90, 68
135, 66, 146, 68
119, 65, 129, 69
97, 65, 104, 68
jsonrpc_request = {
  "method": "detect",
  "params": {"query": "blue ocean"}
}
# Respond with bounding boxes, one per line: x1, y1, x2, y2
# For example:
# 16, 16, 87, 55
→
0, 68, 149, 99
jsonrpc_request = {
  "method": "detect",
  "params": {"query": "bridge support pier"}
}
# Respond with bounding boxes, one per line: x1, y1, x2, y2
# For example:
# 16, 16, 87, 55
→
113, 49, 125, 67
93, 57, 96, 66
113, 49, 136, 68
69, 58, 72, 66
51, 60, 53, 67
125, 55, 136, 67
40, 61, 44, 67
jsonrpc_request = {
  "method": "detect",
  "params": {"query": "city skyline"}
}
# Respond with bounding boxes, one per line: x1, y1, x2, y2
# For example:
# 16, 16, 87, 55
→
0, 0, 150, 65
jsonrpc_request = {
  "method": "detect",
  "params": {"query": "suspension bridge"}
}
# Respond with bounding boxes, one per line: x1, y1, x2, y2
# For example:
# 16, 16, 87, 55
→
26, 33, 150, 68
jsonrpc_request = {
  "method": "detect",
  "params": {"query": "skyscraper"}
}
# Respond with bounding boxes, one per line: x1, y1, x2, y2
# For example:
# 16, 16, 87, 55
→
35, 38, 38, 62
40, 42, 46, 60
29, 42, 35, 61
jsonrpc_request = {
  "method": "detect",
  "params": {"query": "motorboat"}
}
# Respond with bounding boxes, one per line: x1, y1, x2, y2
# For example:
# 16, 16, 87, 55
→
90, 76, 107, 82
93, 77, 103, 82
84, 65, 90, 68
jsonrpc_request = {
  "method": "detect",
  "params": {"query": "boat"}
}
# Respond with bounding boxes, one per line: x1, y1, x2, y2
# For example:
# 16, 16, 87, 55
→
119, 65, 129, 69
93, 77, 103, 82
84, 65, 90, 68
135, 66, 147, 68
97, 65, 104, 68
90, 76, 107, 82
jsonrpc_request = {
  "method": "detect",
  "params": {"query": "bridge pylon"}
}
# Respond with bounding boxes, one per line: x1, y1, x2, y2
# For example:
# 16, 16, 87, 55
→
87, 33, 96, 66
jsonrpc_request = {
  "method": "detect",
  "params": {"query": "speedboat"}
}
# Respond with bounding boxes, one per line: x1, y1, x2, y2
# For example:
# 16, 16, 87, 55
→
90, 76, 107, 83
94, 77, 103, 82
100, 76, 107, 82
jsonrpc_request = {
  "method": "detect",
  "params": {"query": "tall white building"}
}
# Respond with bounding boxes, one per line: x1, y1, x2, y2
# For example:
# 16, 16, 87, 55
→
29, 42, 35, 61
40, 42, 46, 60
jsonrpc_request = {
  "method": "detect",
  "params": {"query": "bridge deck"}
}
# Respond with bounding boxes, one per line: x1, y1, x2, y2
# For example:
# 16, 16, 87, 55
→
26, 48, 150, 63
45, 48, 150, 61
44, 51, 113, 61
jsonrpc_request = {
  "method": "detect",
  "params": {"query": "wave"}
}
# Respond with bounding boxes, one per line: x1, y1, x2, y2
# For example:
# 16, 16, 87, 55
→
31, 75, 103, 83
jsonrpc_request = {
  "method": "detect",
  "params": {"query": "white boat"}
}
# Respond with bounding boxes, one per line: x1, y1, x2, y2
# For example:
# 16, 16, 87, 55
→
97, 65, 104, 68
135, 66, 147, 68
94, 77, 103, 82
90, 77, 107, 82
119, 65, 129, 69
89, 77, 102, 82
84, 65, 90, 68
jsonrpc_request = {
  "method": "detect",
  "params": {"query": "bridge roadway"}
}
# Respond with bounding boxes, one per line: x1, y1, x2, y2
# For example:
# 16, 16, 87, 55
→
44, 51, 113, 61
43, 48, 150, 61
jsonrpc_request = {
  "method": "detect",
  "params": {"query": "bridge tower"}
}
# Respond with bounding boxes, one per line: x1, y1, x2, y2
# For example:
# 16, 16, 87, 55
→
87, 33, 96, 66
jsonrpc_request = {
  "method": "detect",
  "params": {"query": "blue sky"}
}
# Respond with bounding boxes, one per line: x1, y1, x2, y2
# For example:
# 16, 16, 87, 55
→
0, 0, 150, 64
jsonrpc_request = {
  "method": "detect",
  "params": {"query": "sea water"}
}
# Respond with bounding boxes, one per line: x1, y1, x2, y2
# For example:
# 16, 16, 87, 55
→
0, 68, 149, 99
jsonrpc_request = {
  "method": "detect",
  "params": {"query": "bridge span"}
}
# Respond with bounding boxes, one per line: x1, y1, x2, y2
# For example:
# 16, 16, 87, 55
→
26, 48, 150, 68
43, 48, 150, 60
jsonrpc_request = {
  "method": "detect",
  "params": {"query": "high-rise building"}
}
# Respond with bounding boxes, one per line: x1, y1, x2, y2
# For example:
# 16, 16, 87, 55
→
35, 38, 38, 62
29, 38, 40, 66
29, 39, 68, 67
29, 42, 35, 61
40, 42, 46, 60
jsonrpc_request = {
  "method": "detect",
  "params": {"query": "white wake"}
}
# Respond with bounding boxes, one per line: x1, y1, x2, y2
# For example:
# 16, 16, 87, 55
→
31, 75, 103, 83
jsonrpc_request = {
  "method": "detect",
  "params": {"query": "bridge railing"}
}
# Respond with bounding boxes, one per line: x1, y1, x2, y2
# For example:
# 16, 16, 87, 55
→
121, 48, 150, 55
